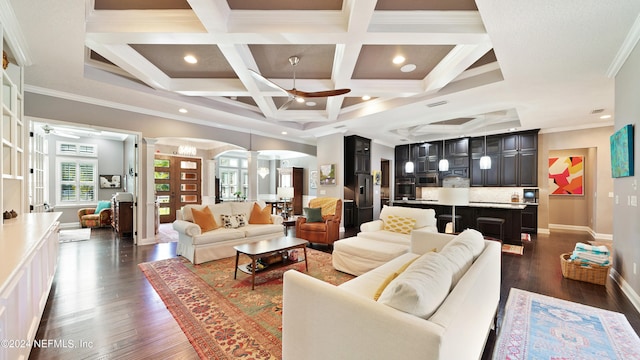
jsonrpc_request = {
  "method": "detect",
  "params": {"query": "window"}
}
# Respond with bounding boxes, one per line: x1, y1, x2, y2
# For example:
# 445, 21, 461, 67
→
57, 141, 97, 157
56, 157, 98, 204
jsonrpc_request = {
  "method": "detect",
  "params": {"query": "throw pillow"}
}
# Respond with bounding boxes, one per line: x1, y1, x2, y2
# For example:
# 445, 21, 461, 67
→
383, 214, 417, 234
221, 214, 247, 228
191, 206, 218, 232
373, 257, 419, 301
95, 200, 111, 214
249, 202, 273, 224
304, 207, 324, 223
378, 251, 453, 319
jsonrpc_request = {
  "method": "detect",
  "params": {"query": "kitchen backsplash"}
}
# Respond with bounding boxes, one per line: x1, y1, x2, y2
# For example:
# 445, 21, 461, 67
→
418, 187, 535, 203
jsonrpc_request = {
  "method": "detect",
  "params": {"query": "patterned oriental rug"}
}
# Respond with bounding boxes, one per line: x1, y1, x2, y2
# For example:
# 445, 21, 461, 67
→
493, 288, 640, 359
139, 249, 354, 359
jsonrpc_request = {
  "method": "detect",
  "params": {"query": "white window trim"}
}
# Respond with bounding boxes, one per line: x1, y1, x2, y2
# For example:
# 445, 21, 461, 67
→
56, 157, 99, 205
56, 141, 98, 157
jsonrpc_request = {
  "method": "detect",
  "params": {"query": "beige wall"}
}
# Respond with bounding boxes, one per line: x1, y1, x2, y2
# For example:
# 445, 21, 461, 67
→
537, 126, 614, 237
548, 148, 591, 228
613, 37, 640, 299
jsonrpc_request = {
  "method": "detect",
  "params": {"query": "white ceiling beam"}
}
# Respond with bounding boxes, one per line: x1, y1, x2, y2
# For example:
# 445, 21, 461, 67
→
86, 10, 205, 33
423, 42, 494, 93
187, 0, 231, 33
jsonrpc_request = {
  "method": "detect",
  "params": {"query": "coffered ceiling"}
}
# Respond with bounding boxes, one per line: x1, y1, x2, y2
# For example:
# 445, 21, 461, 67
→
9, 0, 640, 146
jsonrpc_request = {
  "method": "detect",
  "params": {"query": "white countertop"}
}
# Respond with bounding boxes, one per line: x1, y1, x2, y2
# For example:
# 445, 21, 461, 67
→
391, 199, 536, 210
1, 212, 62, 293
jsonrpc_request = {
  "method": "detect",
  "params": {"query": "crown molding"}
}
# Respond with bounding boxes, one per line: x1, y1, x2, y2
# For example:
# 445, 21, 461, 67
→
0, 0, 33, 66
607, 13, 640, 78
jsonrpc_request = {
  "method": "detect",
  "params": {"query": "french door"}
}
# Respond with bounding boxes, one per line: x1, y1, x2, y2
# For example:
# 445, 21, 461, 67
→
154, 155, 201, 223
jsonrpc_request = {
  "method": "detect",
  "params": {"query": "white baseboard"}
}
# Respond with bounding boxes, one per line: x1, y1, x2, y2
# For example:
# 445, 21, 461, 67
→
537, 228, 550, 234
610, 268, 640, 315
548, 224, 612, 240
59, 222, 82, 230
137, 237, 157, 245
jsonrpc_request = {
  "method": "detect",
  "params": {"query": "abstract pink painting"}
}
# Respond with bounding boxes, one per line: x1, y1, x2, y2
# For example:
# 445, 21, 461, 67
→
548, 156, 584, 195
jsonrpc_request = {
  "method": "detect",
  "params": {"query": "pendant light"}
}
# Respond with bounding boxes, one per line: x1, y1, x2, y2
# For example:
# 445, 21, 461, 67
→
438, 139, 449, 171
479, 136, 492, 170
479, 129, 492, 170
405, 144, 414, 173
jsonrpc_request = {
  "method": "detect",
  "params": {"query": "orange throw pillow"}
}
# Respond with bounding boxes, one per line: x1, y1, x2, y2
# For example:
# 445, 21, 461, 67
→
249, 203, 273, 224
192, 206, 218, 232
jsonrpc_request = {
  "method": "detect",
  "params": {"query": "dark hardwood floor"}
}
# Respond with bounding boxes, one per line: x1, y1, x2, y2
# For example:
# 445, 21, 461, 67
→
30, 227, 640, 359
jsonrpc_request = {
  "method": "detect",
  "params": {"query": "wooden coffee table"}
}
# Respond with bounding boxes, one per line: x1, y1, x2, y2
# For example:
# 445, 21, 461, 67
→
234, 237, 309, 290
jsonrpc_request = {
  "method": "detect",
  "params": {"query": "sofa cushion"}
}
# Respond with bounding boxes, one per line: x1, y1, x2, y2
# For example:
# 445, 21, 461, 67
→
357, 230, 411, 246
383, 215, 417, 234
249, 203, 273, 224
380, 205, 436, 229
231, 201, 267, 220
439, 229, 485, 287
308, 197, 339, 217
338, 252, 419, 298
303, 207, 324, 222
378, 251, 452, 319
192, 228, 245, 245
242, 224, 284, 237
182, 203, 232, 223
373, 257, 419, 301
192, 206, 219, 232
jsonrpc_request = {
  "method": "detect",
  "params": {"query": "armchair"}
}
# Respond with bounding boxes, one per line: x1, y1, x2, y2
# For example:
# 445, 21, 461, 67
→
78, 201, 113, 228
295, 197, 342, 245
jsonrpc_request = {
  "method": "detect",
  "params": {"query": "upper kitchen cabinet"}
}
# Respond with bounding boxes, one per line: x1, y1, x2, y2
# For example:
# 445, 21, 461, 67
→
345, 135, 371, 175
470, 130, 538, 187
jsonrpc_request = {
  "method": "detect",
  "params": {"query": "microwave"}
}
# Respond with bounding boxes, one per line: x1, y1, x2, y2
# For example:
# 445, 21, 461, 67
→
523, 188, 539, 203
417, 174, 439, 187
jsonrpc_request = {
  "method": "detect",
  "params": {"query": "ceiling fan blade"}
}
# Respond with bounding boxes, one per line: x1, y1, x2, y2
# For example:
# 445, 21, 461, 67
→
248, 69, 288, 94
288, 88, 351, 98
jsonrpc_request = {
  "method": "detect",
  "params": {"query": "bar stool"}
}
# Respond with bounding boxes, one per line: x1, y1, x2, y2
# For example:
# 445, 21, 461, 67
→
438, 214, 462, 233
476, 217, 505, 241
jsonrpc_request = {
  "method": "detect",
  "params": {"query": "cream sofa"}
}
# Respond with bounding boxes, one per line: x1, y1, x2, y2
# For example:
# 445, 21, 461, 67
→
172, 201, 283, 264
332, 205, 438, 275
283, 229, 501, 360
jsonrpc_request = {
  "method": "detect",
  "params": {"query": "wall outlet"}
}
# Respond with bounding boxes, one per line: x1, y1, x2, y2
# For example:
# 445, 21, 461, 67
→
320, 189, 326, 195
615, 195, 619, 204
634, 262, 637, 275
608, 192, 614, 198
631, 195, 638, 207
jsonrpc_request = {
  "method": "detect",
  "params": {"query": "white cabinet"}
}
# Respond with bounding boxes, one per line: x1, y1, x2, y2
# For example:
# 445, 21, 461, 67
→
0, 213, 60, 360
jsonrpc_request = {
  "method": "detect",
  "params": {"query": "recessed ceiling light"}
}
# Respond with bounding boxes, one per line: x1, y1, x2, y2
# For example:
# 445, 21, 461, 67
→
184, 55, 197, 64
296, 97, 305, 103
392, 55, 405, 64
600, 114, 612, 119
178, 108, 188, 113
306, 101, 317, 107
362, 95, 371, 101
281, 131, 288, 135
400, 64, 416, 72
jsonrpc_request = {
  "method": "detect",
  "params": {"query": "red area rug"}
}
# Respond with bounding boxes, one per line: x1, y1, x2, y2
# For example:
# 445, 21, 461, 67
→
139, 249, 354, 359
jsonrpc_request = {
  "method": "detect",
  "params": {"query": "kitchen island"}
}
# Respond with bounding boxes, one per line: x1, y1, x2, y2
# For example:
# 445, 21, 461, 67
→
392, 199, 537, 244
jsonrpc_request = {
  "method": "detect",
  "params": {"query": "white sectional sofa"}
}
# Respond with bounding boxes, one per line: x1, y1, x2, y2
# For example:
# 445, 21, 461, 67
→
332, 205, 438, 275
172, 201, 283, 264
283, 229, 501, 360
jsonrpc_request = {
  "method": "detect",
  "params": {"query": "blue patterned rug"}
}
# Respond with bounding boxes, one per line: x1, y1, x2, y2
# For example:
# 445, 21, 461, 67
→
493, 288, 640, 359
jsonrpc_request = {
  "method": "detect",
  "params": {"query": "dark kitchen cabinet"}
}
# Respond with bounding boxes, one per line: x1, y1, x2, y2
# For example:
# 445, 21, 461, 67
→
471, 130, 538, 187
521, 206, 538, 234
395, 144, 416, 178
345, 135, 371, 174
344, 201, 354, 228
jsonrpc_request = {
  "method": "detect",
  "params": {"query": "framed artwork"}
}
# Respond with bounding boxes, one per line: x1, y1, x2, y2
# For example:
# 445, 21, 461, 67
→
319, 164, 336, 185
548, 156, 583, 195
309, 170, 319, 189
372, 170, 381, 185
610, 124, 634, 178
100, 175, 122, 189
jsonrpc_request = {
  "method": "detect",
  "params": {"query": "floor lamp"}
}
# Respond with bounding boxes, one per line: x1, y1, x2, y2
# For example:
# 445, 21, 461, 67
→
439, 187, 469, 233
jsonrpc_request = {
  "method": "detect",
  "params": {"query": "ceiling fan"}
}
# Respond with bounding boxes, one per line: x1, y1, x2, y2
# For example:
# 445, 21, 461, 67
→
42, 124, 80, 139
249, 55, 351, 110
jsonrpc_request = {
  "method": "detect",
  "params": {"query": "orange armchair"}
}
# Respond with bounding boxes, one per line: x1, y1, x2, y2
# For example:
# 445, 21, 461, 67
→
295, 197, 342, 246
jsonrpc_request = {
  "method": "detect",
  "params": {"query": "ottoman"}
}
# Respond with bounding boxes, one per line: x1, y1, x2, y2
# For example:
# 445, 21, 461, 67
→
332, 236, 409, 276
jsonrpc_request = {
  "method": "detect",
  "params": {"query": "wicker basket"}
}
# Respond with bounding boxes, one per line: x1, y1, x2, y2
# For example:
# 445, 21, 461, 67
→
560, 253, 610, 285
